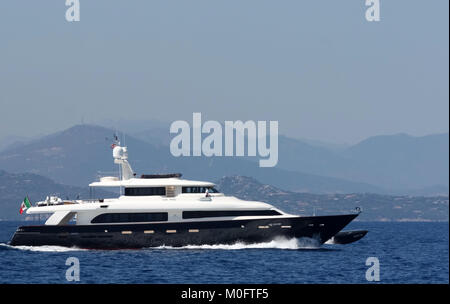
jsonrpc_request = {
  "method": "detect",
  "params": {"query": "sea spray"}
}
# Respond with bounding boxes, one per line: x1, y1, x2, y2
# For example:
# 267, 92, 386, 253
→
0, 237, 322, 252
0, 243, 86, 252
149, 237, 321, 250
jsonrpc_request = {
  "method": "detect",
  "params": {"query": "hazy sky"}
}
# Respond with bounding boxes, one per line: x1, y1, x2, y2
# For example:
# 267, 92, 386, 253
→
0, 1, 448, 144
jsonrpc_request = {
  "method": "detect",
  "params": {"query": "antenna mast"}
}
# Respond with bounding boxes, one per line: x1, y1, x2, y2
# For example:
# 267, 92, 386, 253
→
111, 134, 134, 181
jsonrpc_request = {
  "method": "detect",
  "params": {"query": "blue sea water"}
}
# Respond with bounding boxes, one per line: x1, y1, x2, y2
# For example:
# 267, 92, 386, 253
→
0, 221, 448, 284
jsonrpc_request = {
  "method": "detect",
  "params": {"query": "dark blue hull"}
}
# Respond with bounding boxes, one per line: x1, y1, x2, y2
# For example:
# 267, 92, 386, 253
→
10, 214, 358, 249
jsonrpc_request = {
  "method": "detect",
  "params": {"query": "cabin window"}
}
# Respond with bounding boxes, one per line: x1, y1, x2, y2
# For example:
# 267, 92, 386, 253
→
182, 210, 281, 219
182, 186, 220, 194
91, 212, 168, 223
124, 187, 166, 196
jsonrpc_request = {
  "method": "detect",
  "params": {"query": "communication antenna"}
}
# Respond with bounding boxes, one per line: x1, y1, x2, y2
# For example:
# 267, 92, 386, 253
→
111, 133, 134, 181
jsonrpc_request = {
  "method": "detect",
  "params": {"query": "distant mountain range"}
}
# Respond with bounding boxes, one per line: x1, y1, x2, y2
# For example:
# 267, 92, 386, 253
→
0, 135, 32, 152
0, 170, 113, 220
95, 119, 449, 193
0, 125, 384, 194
0, 124, 448, 195
342, 133, 449, 191
133, 127, 449, 195
216, 176, 449, 222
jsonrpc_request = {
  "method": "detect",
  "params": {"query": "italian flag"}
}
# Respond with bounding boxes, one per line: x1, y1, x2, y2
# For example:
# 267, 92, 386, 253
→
19, 197, 32, 215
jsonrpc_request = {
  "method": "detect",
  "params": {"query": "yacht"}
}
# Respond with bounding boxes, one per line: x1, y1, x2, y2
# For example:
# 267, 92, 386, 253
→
10, 143, 363, 249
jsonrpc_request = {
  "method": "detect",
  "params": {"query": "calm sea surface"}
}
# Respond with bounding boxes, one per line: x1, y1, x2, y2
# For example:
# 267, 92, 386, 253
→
0, 221, 448, 284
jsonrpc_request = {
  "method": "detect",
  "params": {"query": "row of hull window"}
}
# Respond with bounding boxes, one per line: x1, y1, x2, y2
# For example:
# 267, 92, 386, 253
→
91, 212, 168, 223
182, 210, 281, 219
90, 210, 281, 223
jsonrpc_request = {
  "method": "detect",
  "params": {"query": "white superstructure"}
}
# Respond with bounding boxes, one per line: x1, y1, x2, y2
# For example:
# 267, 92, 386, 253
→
26, 143, 292, 226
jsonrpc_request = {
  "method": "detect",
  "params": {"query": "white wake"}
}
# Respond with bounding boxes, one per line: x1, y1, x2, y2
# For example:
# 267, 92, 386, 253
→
0, 243, 86, 252
151, 237, 321, 250
0, 237, 321, 252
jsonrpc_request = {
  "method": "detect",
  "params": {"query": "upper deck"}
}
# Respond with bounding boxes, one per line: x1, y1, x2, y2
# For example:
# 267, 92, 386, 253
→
89, 176, 215, 188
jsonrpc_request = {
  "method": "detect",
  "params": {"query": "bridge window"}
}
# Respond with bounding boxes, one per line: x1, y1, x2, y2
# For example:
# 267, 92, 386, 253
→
124, 187, 166, 196
182, 186, 219, 194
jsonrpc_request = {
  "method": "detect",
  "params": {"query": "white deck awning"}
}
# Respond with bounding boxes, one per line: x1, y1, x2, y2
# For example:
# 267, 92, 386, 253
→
89, 177, 215, 188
